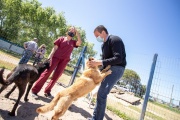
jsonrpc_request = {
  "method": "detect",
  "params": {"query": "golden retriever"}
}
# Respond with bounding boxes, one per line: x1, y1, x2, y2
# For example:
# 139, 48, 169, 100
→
36, 58, 111, 120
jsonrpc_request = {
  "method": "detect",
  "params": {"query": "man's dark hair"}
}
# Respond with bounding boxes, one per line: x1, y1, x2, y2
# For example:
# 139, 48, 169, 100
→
94, 25, 108, 34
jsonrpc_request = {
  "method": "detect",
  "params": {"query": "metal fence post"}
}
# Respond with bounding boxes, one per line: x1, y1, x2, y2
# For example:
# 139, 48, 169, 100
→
68, 46, 87, 86
139, 53, 158, 120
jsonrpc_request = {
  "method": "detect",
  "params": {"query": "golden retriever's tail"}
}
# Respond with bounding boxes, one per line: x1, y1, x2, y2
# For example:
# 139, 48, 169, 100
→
36, 93, 61, 113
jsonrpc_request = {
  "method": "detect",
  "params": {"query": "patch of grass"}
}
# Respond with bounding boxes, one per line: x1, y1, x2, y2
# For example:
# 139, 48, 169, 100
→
0, 60, 16, 70
64, 65, 81, 77
0, 49, 22, 59
107, 99, 139, 120
151, 101, 180, 114
129, 105, 141, 112
107, 105, 134, 120
145, 111, 164, 120
129, 105, 164, 120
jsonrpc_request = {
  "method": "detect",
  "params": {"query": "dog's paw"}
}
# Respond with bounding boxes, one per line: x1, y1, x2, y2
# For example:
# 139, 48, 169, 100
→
106, 65, 111, 70
8, 112, 15, 116
101, 65, 111, 73
36, 108, 42, 113
4, 94, 9, 98
107, 70, 112, 74
51, 116, 61, 120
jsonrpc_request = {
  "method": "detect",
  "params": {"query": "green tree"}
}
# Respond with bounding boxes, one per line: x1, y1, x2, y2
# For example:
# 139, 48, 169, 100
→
0, 0, 97, 65
140, 84, 146, 97
121, 69, 141, 94
19, 1, 67, 55
0, 0, 22, 40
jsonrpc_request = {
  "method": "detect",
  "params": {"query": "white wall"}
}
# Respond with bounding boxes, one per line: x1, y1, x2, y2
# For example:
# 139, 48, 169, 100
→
0, 38, 24, 54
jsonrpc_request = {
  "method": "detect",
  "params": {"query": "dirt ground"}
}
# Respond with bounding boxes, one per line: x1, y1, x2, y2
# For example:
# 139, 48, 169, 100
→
0, 70, 122, 120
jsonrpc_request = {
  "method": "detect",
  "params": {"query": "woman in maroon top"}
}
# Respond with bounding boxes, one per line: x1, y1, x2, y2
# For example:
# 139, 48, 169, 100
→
31, 26, 82, 98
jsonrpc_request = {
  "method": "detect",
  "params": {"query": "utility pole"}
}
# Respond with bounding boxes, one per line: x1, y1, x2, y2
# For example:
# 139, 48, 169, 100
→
170, 84, 174, 106
139, 54, 158, 120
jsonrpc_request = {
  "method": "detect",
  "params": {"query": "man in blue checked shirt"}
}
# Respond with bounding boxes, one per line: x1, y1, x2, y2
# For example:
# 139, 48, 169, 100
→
19, 38, 38, 64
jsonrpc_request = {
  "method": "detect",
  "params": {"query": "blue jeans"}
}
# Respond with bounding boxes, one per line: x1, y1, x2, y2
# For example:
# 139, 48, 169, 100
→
33, 57, 42, 66
92, 66, 125, 120
19, 50, 33, 64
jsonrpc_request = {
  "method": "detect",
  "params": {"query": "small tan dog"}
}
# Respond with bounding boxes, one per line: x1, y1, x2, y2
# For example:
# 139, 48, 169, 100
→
36, 58, 111, 120
88, 84, 100, 108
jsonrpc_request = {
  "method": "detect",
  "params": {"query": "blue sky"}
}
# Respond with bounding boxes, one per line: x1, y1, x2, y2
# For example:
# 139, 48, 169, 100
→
38, 0, 180, 58
38, 0, 180, 104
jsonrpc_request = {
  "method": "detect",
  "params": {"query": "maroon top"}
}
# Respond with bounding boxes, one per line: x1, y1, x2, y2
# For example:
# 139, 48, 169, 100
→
53, 37, 78, 60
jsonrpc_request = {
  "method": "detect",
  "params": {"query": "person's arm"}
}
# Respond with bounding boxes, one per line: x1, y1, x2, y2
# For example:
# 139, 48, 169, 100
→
32, 43, 38, 53
23, 42, 28, 49
36, 51, 42, 54
75, 29, 82, 46
48, 45, 58, 60
36, 48, 43, 55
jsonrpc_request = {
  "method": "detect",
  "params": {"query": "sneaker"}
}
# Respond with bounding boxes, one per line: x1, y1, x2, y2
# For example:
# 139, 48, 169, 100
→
44, 93, 54, 99
31, 92, 38, 99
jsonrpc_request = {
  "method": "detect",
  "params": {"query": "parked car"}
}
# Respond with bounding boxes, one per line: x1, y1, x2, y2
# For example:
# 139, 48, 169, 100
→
113, 85, 130, 92
149, 96, 155, 102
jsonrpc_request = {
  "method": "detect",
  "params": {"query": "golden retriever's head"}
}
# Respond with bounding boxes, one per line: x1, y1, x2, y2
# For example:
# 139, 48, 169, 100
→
86, 57, 98, 69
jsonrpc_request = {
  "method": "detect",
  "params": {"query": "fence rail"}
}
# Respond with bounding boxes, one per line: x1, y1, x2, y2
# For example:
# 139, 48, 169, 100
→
0, 38, 24, 54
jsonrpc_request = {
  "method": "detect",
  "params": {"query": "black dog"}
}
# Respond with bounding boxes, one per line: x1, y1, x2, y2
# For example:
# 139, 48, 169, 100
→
0, 60, 50, 116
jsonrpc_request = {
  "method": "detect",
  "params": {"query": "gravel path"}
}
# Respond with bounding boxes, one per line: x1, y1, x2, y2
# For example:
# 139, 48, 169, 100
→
0, 53, 122, 120
0, 70, 122, 120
